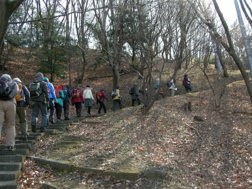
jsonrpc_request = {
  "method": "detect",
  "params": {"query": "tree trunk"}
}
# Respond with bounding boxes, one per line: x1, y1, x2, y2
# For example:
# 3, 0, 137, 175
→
0, 0, 24, 62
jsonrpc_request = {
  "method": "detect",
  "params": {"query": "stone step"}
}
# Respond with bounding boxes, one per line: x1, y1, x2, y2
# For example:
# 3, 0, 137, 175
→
0, 143, 33, 151
15, 140, 36, 144
0, 149, 29, 156
47, 126, 68, 132
0, 163, 22, 171
45, 129, 64, 135
81, 121, 103, 124
0, 180, 17, 189
0, 171, 19, 181
15, 135, 41, 141
0, 155, 25, 163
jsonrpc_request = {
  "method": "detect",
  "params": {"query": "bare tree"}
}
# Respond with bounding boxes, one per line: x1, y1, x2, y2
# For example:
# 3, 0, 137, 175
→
92, 0, 128, 89
187, 0, 252, 102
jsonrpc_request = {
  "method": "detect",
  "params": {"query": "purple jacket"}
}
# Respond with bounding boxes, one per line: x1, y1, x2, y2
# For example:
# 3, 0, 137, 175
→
99, 90, 108, 103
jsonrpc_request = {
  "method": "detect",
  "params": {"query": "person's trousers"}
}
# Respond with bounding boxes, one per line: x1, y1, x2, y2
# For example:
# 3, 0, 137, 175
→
16, 107, 28, 136
112, 99, 122, 111
74, 102, 82, 116
63, 101, 70, 118
0, 100, 16, 147
31, 101, 47, 130
98, 102, 106, 113
55, 103, 63, 120
48, 98, 55, 120
132, 99, 140, 106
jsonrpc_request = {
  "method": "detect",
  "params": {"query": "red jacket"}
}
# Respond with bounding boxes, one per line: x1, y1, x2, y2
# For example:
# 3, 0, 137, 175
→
71, 91, 84, 104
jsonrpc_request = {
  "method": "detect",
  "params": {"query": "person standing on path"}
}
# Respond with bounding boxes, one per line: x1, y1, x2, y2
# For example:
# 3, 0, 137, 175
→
63, 86, 72, 120
182, 74, 192, 93
130, 83, 140, 106
0, 74, 18, 150
71, 88, 84, 117
30, 72, 49, 132
112, 86, 122, 111
13, 77, 30, 141
97, 89, 108, 114
43, 77, 57, 124
83, 85, 95, 115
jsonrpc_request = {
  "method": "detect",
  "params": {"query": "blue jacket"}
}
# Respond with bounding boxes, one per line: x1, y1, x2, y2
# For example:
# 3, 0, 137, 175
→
46, 82, 57, 100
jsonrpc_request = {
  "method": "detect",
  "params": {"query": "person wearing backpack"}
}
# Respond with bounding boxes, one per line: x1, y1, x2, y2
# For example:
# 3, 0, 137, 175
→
83, 85, 95, 116
182, 74, 192, 93
112, 86, 122, 111
30, 72, 49, 132
130, 83, 140, 106
43, 77, 57, 124
54, 85, 65, 123
97, 89, 108, 114
167, 78, 177, 97
0, 74, 18, 151
71, 88, 84, 117
13, 78, 30, 141
63, 86, 72, 120
154, 78, 164, 99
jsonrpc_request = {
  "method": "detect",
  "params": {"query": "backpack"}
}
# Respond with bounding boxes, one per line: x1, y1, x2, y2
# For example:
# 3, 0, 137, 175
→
182, 79, 186, 86
72, 88, 80, 99
167, 81, 172, 88
129, 87, 134, 95
111, 90, 117, 98
55, 85, 64, 98
138, 85, 143, 93
96, 92, 102, 101
29, 81, 42, 98
154, 83, 159, 89
0, 80, 11, 100
15, 83, 24, 102
63, 86, 68, 98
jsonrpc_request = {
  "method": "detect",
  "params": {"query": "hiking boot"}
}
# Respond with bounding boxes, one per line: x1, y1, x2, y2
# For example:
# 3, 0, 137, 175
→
40, 127, 46, 132
7, 146, 15, 151
57, 119, 61, 123
65, 116, 69, 120
49, 118, 54, 124
32, 125, 36, 132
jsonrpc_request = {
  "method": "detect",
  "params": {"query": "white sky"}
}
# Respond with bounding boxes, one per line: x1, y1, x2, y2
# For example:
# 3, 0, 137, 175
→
217, 0, 237, 23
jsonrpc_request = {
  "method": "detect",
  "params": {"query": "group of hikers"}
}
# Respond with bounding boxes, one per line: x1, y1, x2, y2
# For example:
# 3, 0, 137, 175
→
0, 72, 110, 151
0, 71, 192, 151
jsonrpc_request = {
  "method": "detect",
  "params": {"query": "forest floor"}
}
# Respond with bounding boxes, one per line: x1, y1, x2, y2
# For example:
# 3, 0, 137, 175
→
17, 69, 252, 188
1, 54, 251, 188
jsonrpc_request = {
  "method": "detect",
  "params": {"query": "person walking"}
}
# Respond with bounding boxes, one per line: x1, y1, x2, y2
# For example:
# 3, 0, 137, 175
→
97, 89, 108, 114
54, 85, 65, 123
0, 74, 18, 150
83, 85, 95, 116
182, 74, 192, 93
29, 72, 49, 132
130, 83, 140, 106
43, 77, 57, 124
167, 78, 177, 97
112, 86, 122, 111
63, 86, 72, 120
13, 77, 30, 141
71, 88, 84, 117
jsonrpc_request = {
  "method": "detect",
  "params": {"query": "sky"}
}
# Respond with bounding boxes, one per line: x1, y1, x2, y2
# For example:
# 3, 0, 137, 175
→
217, 0, 237, 23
